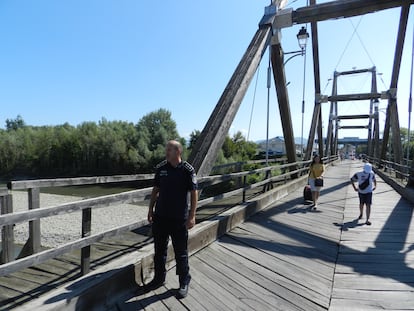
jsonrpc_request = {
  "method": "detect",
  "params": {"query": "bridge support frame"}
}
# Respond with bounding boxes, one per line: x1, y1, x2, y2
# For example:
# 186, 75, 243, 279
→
189, 0, 411, 177
380, 4, 409, 167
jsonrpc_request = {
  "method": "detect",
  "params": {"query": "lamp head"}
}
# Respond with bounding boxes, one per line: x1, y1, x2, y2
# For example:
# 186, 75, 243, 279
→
297, 26, 309, 50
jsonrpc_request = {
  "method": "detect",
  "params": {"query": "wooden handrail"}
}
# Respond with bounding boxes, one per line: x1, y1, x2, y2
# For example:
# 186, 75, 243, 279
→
0, 187, 152, 228
0, 220, 149, 277
8, 174, 155, 190
7, 158, 309, 190
363, 155, 413, 178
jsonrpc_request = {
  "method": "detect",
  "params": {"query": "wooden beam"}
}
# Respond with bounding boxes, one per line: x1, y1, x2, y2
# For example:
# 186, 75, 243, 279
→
81, 207, 92, 275
381, 5, 410, 164
305, 0, 322, 160
188, 27, 272, 177
17, 188, 41, 259
270, 42, 297, 167
0, 195, 14, 264
325, 72, 337, 157
333, 101, 339, 155
381, 107, 392, 161
367, 68, 378, 157
8, 174, 154, 190
292, 0, 412, 24
336, 114, 370, 120
328, 93, 382, 102
337, 67, 375, 76
339, 125, 369, 129
373, 110, 380, 160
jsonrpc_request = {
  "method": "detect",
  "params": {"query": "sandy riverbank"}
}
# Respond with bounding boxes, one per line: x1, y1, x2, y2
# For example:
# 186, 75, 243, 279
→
10, 191, 148, 248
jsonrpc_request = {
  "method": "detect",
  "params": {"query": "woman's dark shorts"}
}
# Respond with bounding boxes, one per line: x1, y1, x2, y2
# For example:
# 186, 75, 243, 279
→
358, 192, 372, 205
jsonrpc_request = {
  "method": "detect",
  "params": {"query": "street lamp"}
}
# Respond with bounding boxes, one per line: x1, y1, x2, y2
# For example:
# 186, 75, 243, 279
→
297, 26, 310, 52
284, 27, 310, 65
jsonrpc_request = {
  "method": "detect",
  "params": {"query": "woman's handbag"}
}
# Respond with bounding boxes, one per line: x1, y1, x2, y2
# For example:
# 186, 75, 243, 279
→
315, 178, 324, 187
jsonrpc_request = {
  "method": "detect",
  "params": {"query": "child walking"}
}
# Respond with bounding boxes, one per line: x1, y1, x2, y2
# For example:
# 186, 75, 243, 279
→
350, 163, 377, 225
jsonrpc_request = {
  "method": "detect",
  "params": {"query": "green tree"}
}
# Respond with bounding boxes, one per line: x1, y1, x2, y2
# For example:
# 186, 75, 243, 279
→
188, 130, 201, 150
136, 109, 182, 169
221, 131, 257, 163
5, 115, 26, 131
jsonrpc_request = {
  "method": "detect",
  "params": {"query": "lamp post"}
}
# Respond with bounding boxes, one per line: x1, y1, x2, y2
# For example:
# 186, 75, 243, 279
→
299, 27, 309, 159
265, 26, 309, 163
373, 99, 380, 162
278, 27, 309, 160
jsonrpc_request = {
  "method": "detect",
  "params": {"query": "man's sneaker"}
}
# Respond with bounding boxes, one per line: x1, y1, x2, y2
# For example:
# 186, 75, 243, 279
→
176, 275, 191, 299
144, 278, 165, 292
176, 283, 189, 299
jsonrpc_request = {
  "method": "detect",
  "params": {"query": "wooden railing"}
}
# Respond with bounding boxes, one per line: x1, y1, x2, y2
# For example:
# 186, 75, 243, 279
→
363, 155, 414, 182
0, 156, 337, 277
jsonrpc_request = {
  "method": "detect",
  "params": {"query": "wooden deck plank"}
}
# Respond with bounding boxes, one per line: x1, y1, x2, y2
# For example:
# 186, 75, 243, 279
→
191, 255, 288, 311
204, 243, 328, 310
227, 229, 336, 279
331, 289, 414, 310
238, 221, 339, 260
329, 161, 414, 310
217, 235, 334, 296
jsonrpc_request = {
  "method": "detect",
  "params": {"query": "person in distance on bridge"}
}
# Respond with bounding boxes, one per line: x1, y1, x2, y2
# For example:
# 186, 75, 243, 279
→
146, 140, 198, 299
350, 162, 376, 226
308, 154, 325, 209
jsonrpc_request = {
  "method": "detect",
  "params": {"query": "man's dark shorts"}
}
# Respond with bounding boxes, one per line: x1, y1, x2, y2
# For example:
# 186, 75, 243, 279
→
358, 192, 372, 205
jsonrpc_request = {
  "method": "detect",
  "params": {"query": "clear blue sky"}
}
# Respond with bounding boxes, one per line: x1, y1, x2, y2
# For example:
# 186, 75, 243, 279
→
0, 1, 413, 142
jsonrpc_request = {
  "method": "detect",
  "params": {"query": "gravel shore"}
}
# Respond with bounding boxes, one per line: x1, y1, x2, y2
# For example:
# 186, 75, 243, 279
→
9, 191, 148, 248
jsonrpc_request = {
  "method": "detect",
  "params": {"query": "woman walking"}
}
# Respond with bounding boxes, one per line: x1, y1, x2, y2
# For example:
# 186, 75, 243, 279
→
308, 155, 324, 209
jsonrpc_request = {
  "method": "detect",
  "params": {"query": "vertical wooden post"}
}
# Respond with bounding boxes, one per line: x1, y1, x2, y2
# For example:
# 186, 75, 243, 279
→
305, 1, 323, 160
18, 188, 41, 258
28, 188, 41, 253
81, 208, 92, 275
381, 5, 410, 167
306, 101, 321, 160
333, 101, 339, 155
242, 176, 247, 203
317, 111, 324, 157
270, 39, 297, 172
381, 107, 391, 162
28, 188, 41, 251
1, 194, 15, 264
236, 162, 243, 188
367, 67, 377, 157
373, 107, 380, 161
326, 72, 337, 157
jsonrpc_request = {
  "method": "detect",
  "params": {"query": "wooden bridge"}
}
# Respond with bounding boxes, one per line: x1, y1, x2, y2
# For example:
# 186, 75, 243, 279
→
1, 0, 414, 310
112, 160, 414, 311
3, 159, 411, 311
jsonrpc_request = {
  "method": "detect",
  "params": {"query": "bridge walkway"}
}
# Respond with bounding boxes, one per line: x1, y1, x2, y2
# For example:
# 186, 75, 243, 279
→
116, 160, 414, 311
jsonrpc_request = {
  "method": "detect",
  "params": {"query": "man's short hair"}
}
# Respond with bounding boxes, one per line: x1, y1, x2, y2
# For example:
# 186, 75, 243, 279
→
167, 140, 183, 153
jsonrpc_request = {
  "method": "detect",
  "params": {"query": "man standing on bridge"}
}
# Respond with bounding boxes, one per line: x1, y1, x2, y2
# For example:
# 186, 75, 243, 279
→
350, 162, 376, 225
147, 140, 198, 299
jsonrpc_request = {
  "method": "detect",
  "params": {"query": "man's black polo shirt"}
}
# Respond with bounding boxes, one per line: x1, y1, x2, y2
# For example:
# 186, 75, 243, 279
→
154, 160, 197, 220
